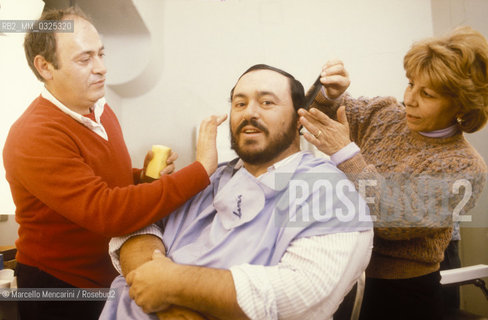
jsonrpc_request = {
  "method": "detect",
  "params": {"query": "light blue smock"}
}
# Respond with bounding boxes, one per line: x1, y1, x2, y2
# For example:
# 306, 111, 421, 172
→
100, 152, 372, 320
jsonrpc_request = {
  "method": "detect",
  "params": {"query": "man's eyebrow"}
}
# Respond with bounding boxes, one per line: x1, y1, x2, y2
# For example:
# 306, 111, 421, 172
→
257, 91, 280, 101
232, 93, 247, 100
232, 90, 281, 101
74, 45, 105, 58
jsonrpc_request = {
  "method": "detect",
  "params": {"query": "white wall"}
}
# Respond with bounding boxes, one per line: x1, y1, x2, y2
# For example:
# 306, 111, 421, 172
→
0, 0, 434, 243
0, 0, 45, 245
118, 0, 433, 169
0, 0, 44, 218
0, 0, 433, 236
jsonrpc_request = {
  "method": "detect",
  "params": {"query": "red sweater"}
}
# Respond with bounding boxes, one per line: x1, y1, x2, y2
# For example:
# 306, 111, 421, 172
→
3, 96, 210, 288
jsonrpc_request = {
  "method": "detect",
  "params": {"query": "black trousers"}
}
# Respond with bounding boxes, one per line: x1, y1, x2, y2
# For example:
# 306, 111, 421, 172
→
359, 271, 444, 320
440, 240, 461, 311
15, 262, 106, 320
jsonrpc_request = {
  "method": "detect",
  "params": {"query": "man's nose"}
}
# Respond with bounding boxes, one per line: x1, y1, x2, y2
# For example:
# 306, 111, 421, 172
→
93, 55, 107, 75
243, 100, 260, 119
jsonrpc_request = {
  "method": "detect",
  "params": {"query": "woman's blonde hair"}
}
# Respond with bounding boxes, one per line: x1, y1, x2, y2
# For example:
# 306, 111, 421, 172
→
404, 26, 488, 133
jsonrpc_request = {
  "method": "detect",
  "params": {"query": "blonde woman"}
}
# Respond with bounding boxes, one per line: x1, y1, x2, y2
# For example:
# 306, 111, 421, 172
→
299, 26, 488, 319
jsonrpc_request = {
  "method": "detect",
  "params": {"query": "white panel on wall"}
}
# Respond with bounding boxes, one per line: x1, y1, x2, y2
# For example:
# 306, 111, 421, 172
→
118, 0, 433, 169
0, 0, 44, 216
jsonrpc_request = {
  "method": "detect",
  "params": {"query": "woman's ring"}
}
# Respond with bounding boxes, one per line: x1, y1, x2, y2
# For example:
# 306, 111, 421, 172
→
315, 130, 322, 139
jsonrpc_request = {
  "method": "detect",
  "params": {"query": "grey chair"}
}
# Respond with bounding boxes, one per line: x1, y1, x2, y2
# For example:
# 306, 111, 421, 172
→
441, 264, 488, 320
333, 272, 365, 320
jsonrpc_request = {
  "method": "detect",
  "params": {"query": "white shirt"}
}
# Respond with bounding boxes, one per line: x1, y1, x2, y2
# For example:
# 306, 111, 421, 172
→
41, 87, 108, 140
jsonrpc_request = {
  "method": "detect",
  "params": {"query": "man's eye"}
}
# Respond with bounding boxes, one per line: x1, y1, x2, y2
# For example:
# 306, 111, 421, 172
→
262, 101, 274, 106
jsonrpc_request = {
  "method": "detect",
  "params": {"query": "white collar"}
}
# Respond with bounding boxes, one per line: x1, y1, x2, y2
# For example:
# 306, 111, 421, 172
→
265, 152, 301, 173
232, 151, 304, 194
233, 151, 301, 177
419, 124, 459, 138
41, 87, 108, 140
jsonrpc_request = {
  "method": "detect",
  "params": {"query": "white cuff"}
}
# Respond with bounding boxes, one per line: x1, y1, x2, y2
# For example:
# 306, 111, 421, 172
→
108, 224, 164, 274
330, 142, 360, 165
230, 264, 278, 320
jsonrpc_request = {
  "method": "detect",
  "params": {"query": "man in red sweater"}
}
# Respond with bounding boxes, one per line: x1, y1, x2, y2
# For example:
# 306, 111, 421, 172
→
2, 7, 225, 320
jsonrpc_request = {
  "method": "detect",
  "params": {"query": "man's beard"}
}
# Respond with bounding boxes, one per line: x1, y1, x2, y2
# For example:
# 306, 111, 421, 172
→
230, 116, 298, 165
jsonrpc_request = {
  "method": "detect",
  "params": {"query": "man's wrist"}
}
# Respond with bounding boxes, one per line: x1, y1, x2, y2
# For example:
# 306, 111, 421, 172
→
164, 263, 188, 306
162, 264, 246, 319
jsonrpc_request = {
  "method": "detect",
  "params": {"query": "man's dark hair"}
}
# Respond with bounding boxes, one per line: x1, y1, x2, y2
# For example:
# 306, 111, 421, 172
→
229, 64, 306, 113
24, 7, 91, 81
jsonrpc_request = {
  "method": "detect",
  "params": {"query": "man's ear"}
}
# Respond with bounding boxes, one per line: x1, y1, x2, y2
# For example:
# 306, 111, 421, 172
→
33, 55, 54, 81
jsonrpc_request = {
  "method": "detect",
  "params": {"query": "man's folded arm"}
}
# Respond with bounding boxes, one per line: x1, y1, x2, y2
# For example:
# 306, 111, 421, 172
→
109, 224, 164, 276
109, 227, 373, 320
109, 226, 214, 320
151, 230, 372, 320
